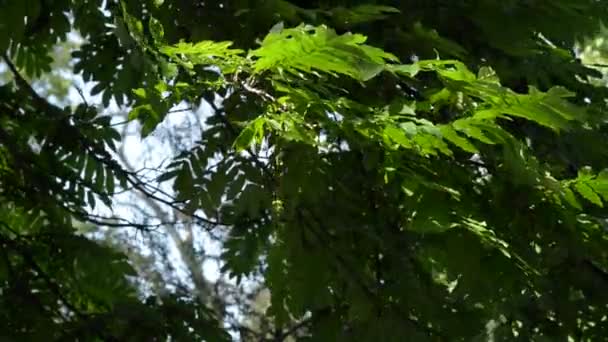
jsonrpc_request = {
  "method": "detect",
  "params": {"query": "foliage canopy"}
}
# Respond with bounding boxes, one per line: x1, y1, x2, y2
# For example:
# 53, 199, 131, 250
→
2, 0, 608, 340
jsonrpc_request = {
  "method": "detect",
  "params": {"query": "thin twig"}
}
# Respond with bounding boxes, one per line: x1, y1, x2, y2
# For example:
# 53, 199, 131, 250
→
242, 83, 276, 102
168, 106, 194, 113
74, 84, 89, 107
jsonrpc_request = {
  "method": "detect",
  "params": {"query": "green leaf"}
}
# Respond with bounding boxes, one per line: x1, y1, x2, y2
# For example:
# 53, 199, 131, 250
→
149, 17, 164, 42
409, 198, 454, 234
157, 169, 180, 182
174, 165, 194, 201
120, 3, 145, 45
87, 191, 96, 209
440, 125, 478, 153
474, 86, 584, 131
461, 218, 512, 259
226, 175, 246, 201
94, 162, 105, 193
128, 105, 151, 121
132, 88, 146, 99
84, 157, 95, 183
562, 186, 582, 210
477, 66, 499, 83
161, 40, 243, 72
574, 181, 603, 207
207, 169, 229, 207
452, 118, 496, 145
233, 116, 266, 152
419, 60, 476, 82
251, 24, 397, 81
106, 172, 115, 195
386, 63, 420, 77
161, 41, 243, 58
383, 125, 413, 148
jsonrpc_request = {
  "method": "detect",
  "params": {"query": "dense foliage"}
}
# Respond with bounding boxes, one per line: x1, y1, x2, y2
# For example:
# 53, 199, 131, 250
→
2, 0, 608, 340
